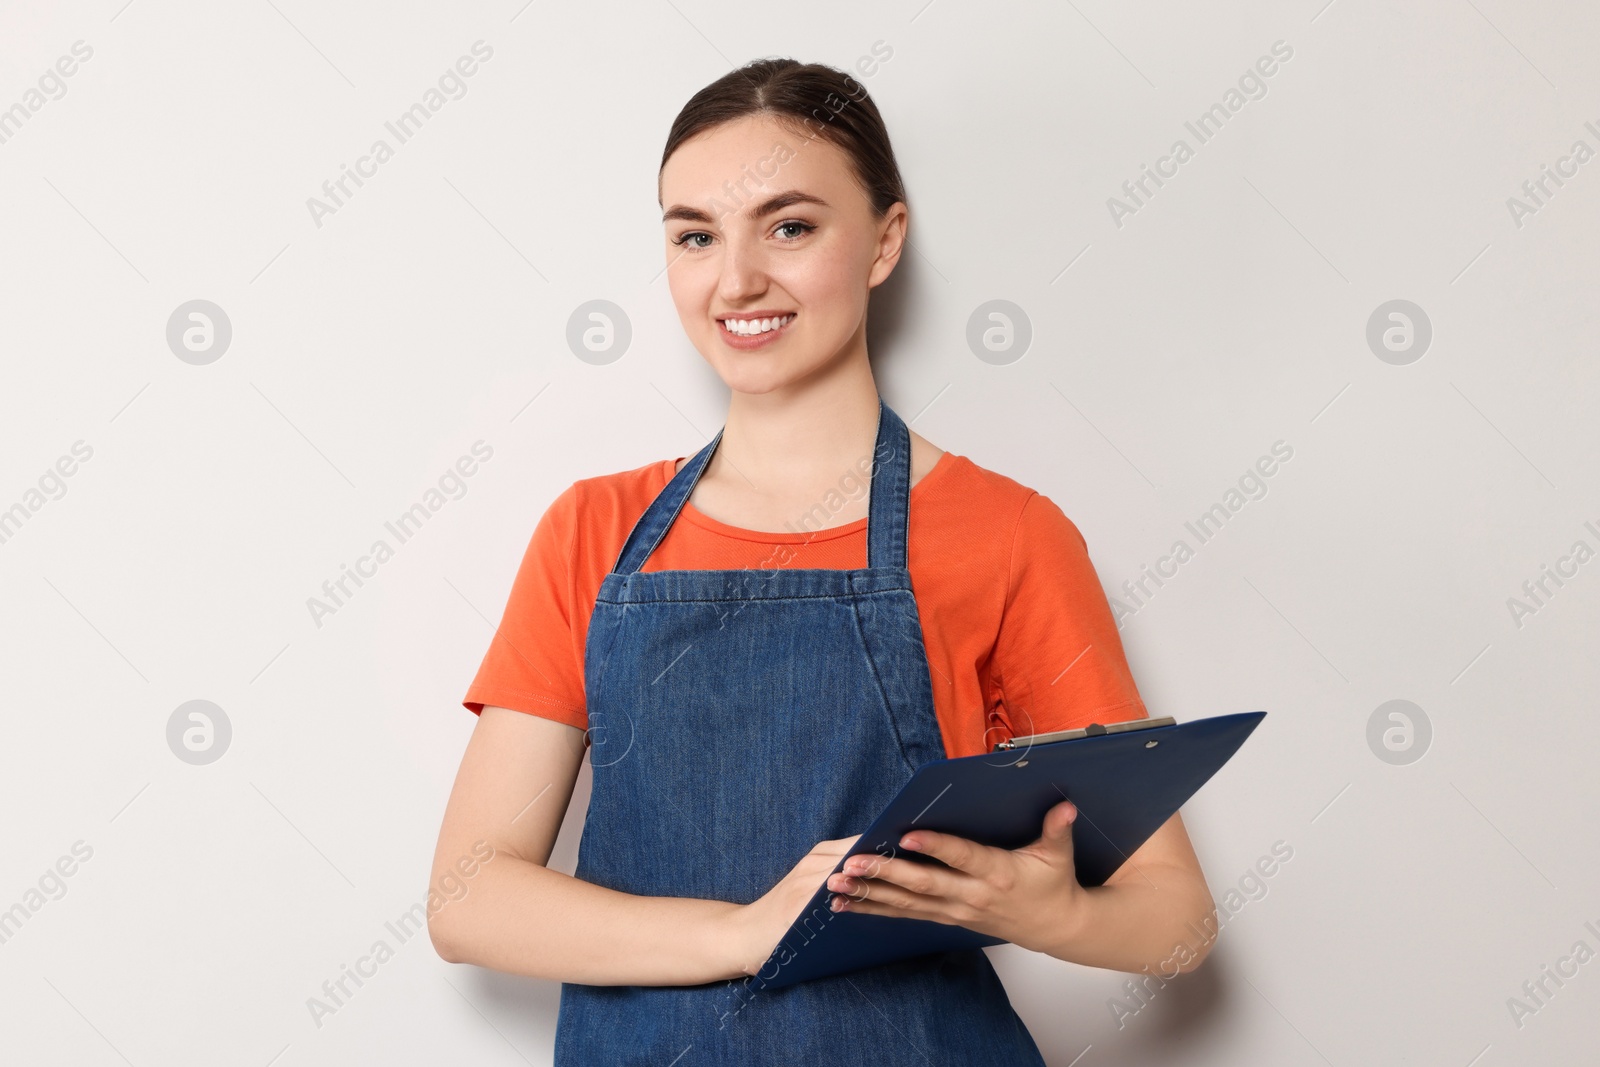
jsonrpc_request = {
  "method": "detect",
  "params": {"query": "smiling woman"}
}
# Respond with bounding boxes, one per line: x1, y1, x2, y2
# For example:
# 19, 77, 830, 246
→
429, 56, 1217, 1067
655, 80, 908, 398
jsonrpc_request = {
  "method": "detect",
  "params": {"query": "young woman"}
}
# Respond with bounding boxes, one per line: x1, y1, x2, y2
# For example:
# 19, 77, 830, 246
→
429, 58, 1217, 1065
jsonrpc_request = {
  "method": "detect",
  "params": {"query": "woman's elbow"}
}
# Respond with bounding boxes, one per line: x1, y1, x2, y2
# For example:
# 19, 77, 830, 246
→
1173, 893, 1219, 975
428, 908, 466, 964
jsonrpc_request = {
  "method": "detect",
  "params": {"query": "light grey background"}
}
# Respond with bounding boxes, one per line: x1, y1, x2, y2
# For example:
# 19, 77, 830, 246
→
2, 0, 1596, 1064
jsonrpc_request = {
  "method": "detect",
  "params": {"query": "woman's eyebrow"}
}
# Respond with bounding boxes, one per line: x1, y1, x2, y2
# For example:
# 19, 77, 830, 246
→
662, 190, 830, 225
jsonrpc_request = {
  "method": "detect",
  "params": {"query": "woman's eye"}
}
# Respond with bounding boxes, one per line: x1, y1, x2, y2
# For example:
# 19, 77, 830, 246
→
672, 223, 812, 251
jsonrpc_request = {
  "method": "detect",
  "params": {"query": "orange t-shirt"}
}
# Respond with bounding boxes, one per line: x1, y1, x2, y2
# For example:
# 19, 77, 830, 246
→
462, 450, 1148, 759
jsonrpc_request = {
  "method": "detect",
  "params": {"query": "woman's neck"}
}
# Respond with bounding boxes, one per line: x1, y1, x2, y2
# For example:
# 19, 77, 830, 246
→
680, 365, 941, 533
719, 375, 881, 489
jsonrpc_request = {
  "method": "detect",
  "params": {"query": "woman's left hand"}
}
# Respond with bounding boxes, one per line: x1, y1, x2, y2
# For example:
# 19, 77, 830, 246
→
823, 798, 1085, 956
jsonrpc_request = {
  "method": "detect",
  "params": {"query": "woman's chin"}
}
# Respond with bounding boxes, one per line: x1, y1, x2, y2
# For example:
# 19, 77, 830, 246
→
699, 352, 793, 394
713, 369, 792, 396
703, 348, 849, 397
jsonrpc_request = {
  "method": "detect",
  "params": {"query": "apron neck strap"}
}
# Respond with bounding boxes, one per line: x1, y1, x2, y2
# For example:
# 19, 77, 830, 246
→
609, 395, 912, 575
865, 397, 911, 571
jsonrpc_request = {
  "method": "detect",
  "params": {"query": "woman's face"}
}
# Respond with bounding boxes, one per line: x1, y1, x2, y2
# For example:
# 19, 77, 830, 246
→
660, 113, 905, 395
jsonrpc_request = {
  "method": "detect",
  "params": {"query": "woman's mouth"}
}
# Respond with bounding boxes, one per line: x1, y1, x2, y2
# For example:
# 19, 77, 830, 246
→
717, 312, 796, 349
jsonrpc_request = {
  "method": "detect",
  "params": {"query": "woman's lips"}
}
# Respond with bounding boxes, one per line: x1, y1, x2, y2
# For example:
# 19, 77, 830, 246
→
717, 312, 796, 350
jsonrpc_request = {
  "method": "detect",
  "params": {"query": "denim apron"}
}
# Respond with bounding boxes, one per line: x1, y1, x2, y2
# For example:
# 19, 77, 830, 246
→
553, 397, 1046, 1065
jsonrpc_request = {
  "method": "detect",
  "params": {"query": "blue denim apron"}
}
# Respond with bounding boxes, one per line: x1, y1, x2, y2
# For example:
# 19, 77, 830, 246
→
553, 397, 1046, 1065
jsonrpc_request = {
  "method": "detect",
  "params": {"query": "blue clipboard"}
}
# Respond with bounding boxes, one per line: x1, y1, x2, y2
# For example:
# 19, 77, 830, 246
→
755, 710, 1267, 989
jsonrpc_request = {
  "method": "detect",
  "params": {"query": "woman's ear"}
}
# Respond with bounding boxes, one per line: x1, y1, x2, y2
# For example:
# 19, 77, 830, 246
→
868, 201, 909, 288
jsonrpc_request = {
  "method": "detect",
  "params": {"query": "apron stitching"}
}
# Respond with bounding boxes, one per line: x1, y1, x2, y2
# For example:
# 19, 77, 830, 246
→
845, 591, 919, 777
595, 582, 912, 605
581, 594, 631, 739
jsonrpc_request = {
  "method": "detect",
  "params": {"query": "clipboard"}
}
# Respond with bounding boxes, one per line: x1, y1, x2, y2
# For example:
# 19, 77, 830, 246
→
753, 710, 1267, 989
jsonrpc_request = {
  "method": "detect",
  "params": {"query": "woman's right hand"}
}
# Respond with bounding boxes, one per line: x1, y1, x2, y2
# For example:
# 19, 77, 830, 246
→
727, 835, 861, 978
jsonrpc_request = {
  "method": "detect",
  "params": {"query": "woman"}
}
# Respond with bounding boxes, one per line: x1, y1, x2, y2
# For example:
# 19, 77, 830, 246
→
429, 58, 1217, 1064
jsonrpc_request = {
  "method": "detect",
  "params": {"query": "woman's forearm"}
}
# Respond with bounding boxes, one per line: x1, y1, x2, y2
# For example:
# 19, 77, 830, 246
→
1045, 864, 1218, 976
429, 852, 747, 986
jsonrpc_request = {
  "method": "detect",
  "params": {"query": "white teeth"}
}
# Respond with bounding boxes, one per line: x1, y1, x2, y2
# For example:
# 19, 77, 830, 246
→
721, 314, 793, 336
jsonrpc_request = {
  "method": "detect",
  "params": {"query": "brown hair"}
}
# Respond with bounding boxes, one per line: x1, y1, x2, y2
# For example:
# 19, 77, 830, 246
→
659, 58, 907, 218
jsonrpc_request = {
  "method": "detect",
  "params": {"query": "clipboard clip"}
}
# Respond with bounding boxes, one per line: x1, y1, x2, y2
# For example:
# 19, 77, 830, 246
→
992, 716, 1177, 752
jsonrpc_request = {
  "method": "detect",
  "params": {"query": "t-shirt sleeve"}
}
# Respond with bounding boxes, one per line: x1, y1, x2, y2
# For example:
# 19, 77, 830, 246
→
990, 492, 1149, 738
461, 482, 588, 732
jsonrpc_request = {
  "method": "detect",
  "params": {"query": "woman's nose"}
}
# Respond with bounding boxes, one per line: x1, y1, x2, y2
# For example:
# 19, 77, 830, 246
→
718, 240, 769, 299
